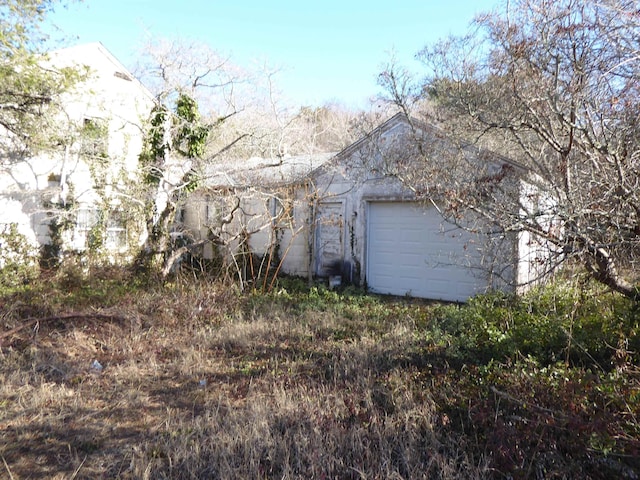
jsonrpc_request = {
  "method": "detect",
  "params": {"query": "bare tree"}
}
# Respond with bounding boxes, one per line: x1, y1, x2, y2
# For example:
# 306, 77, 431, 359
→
130, 40, 237, 274
284, 103, 363, 155
380, 0, 640, 299
131, 38, 309, 276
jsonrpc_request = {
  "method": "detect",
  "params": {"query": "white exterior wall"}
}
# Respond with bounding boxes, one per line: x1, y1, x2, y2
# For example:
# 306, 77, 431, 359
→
515, 179, 559, 290
185, 189, 312, 278
0, 43, 154, 253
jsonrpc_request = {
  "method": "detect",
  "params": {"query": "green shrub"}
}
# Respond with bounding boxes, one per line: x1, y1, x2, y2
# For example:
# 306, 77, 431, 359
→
0, 223, 39, 290
420, 282, 639, 370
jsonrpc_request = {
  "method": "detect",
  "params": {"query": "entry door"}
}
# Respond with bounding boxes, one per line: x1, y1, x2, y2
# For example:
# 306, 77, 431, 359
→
315, 202, 344, 276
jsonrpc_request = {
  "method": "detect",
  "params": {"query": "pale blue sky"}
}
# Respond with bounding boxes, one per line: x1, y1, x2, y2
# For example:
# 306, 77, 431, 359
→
46, 0, 500, 107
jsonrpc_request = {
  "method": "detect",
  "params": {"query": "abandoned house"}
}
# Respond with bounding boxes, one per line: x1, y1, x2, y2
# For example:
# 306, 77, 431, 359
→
182, 113, 551, 302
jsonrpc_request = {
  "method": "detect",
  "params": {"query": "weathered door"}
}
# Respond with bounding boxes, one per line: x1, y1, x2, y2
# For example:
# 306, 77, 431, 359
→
315, 202, 344, 277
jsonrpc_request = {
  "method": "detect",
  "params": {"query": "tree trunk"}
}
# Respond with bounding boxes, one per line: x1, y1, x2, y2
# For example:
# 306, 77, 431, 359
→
587, 246, 640, 301
132, 201, 177, 277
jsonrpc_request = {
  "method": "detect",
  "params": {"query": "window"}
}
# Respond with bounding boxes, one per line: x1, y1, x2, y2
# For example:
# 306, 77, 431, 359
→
270, 196, 293, 224
204, 195, 211, 223
73, 207, 127, 251
205, 195, 222, 224
105, 211, 127, 250
80, 118, 108, 159
114, 71, 132, 82
73, 207, 99, 249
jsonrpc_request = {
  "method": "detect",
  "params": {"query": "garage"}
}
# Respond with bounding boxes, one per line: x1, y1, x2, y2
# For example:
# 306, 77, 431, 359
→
366, 202, 485, 302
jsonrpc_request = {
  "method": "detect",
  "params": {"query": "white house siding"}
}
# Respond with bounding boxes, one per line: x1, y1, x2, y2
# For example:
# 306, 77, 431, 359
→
189, 154, 336, 280
0, 43, 154, 255
0, 161, 62, 248
185, 190, 312, 279
0, 195, 40, 249
229, 192, 312, 278
514, 179, 559, 290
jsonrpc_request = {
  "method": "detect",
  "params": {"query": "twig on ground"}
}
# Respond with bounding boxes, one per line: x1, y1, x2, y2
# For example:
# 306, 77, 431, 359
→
0, 313, 127, 346
490, 386, 568, 422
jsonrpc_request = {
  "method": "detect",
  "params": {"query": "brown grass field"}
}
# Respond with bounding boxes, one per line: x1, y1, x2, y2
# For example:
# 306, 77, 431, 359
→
1, 271, 638, 479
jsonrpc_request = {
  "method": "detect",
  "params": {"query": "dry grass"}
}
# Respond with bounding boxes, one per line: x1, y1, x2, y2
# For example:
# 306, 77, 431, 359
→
2, 273, 638, 479
0, 276, 486, 480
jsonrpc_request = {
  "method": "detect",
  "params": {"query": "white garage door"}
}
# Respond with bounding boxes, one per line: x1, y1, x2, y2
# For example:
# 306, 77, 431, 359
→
367, 202, 484, 302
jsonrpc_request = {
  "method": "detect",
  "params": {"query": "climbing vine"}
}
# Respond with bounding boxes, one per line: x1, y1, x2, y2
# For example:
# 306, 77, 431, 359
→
139, 104, 169, 186
40, 183, 77, 270
135, 92, 211, 275
174, 94, 209, 158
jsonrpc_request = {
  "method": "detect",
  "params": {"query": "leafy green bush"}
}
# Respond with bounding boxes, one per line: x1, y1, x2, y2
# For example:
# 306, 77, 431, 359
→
0, 223, 39, 291
424, 282, 639, 370
246, 277, 639, 371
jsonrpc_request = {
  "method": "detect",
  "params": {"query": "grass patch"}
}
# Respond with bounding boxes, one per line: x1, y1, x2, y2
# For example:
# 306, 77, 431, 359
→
0, 271, 638, 479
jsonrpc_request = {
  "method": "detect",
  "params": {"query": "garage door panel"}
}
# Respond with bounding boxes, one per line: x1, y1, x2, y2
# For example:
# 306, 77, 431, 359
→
427, 280, 451, 296
367, 202, 484, 302
403, 253, 423, 264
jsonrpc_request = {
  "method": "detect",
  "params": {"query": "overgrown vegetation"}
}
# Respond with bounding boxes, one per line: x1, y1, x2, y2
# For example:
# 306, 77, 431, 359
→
0, 271, 638, 479
380, 0, 640, 300
0, 223, 39, 287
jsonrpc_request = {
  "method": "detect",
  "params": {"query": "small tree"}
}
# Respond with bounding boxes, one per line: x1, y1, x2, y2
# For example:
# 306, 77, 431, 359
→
135, 92, 210, 275
381, 0, 640, 299
0, 0, 81, 156
0, 1, 86, 272
131, 38, 298, 278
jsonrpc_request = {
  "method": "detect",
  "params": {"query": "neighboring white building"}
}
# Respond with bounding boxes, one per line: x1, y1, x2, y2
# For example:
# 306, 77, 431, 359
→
184, 113, 552, 302
0, 43, 154, 261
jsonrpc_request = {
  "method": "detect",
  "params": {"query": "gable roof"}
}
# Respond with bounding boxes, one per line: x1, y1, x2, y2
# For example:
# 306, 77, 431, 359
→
332, 112, 408, 163
312, 111, 527, 178
47, 42, 155, 102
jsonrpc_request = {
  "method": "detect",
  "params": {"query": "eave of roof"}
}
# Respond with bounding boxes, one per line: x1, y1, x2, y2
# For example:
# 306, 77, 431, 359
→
202, 152, 336, 189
